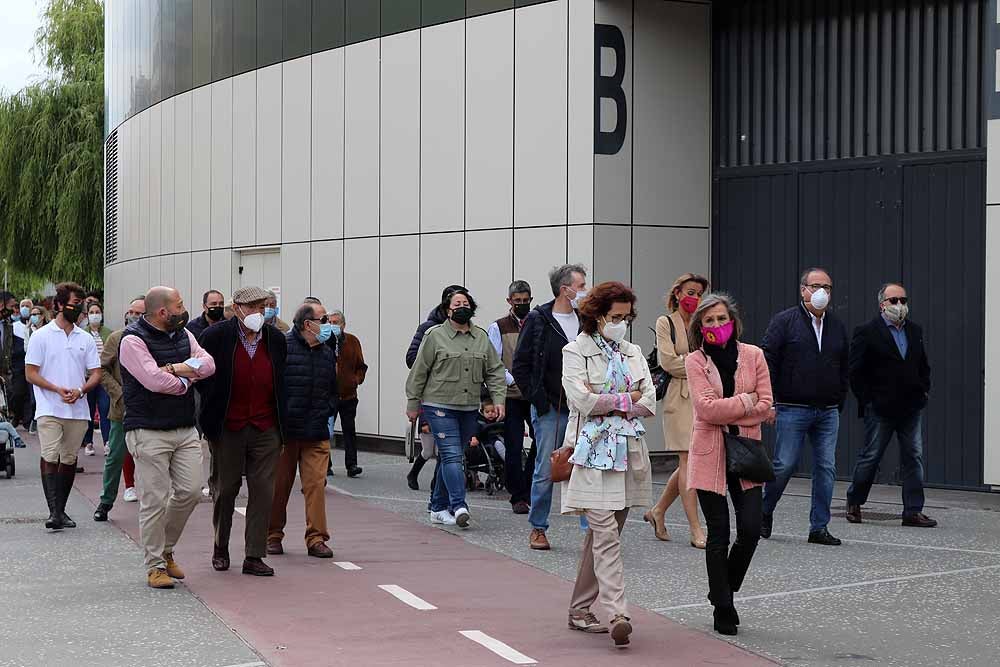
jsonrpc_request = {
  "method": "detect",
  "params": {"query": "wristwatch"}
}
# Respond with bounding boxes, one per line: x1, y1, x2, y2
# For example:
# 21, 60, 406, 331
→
77, 387, 85, 397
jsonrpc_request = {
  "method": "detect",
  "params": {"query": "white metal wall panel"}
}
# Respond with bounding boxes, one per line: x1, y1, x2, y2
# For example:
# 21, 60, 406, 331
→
594, 0, 633, 225
568, 0, 595, 225
421, 21, 466, 233
309, 240, 345, 309
379, 235, 420, 435
465, 11, 514, 231
190, 250, 212, 308
343, 237, 380, 434
160, 98, 175, 254
210, 248, 233, 299
211, 78, 234, 248
514, 1, 568, 228
567, 224, 595, 273
380, 32, 421, 236
311, 49, 345, 241
174, 92, 193, 252
593, 226, 632, 284
419, 232, 465, 317
345, 41, 381, 238
148, 105, 163, 259
464, 229, 513, 326
139, 112, 150, 260
191, 86, 212, 251
174, 252, 193, 310
233, 71, 257, 248
281, 243, 312, 309
514, 226, 568, 304
282, 56, 312, 243
257, 64, 283, 246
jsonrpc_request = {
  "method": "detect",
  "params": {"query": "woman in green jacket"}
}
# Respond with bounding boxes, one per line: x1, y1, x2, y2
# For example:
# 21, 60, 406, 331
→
405, 288, 507, 528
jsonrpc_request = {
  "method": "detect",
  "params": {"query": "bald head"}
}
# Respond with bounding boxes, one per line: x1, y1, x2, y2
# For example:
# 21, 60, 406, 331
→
145, 286, 178, 312
144, 286, 188, 332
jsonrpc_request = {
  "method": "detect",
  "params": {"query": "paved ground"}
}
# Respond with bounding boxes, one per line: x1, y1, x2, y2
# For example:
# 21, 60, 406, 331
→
3, 432, 999, 666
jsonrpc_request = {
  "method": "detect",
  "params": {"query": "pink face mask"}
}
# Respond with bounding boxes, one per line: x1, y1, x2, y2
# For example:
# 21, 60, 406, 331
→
702, 321, 734, 347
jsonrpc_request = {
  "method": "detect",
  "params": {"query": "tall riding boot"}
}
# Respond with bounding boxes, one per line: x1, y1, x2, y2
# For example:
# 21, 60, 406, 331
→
56, 463, 77, 528
706, 549, 738, 634
40, 459, 64, 530
728, 537, 759, 594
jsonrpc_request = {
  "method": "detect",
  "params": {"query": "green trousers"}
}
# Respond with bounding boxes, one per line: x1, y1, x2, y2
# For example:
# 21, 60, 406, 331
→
100, 420, 127, 506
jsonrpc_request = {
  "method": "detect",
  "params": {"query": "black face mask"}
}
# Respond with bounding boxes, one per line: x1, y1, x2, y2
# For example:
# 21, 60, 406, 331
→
512, 303, 531, 319
206, 306, 224, 321
167, 310, 190, 332
61, 304, 82, 323
450, 307, 473, 325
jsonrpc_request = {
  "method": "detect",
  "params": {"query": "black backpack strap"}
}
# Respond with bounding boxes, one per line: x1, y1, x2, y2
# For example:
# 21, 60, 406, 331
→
667, 314, 676, 346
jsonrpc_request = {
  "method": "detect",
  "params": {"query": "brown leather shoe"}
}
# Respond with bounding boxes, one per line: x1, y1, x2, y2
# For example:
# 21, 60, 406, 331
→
512, 501, 530, 515
308, 542, 334, 558
164, 553, 185, 580
266, 541, 284, 555
242, 557, 275, 576
212, 546, 230, 571
610, 615, 632, 647
845, 504, 863, 524
147, 569, 175, 589
529, 528, 550, 550
902, 512, 937, 528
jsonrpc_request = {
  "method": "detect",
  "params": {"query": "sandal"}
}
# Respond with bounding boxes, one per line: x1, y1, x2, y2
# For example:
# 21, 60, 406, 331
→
643, 511, 671, 541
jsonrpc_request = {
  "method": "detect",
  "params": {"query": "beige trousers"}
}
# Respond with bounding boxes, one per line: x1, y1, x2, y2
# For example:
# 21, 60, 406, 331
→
37, 416, 89, 465
125, 426, 202, 573
569, 508, 630, 619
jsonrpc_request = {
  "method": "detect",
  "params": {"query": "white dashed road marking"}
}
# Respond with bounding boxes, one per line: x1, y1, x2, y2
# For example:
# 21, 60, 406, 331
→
378, 584, 437, 610
334, 561, 362, 570
459, 631, 537, 665
235, 507, 247, 516
219, 662, 266, 667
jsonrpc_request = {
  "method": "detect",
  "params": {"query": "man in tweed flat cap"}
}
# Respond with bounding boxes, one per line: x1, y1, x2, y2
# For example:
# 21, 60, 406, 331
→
197, 286, 288, 576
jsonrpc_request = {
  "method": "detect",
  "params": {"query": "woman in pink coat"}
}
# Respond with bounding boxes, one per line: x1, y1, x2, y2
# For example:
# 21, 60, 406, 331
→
685, 293, 773, 637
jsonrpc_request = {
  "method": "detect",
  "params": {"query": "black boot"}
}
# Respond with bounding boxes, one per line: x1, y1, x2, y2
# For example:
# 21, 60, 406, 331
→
706, 549, 737, 635
56, 464, 77, 528
40, 460, 64, 530
728, 537, 759, 594
407, 455, 427, 490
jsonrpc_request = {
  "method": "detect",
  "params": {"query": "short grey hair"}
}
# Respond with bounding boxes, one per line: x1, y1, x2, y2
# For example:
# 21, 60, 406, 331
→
799, 267, 832, 286
266, 290, 277, 299
293, 304, 316, 331
548, 264, 588, 297
508, 280, 531, 298
688, 292, 744, 350
329, 309, 346, 325
877, 282, 905, 305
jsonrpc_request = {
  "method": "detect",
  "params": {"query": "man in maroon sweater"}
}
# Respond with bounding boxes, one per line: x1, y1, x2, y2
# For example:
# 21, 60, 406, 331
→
197, 286, 288, 576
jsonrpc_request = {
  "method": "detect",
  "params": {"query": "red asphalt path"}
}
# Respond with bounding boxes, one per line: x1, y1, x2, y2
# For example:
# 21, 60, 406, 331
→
73, 471, 775, 666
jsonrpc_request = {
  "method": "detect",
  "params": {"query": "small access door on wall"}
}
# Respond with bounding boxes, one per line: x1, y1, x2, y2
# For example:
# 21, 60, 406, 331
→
234, 249, 281, 297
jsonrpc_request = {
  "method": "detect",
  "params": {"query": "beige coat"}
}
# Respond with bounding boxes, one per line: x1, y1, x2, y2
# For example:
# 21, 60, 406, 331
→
559, 334, 656, 514
656, 310, 693, 451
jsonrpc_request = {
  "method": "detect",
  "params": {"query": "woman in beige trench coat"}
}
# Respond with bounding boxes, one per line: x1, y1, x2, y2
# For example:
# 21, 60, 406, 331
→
559, 282, 655, 649
643, 273, 710, 548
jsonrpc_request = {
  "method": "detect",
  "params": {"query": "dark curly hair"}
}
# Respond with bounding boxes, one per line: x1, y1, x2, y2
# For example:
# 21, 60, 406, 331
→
441, 288, 478, 317
578, 281, 637, 335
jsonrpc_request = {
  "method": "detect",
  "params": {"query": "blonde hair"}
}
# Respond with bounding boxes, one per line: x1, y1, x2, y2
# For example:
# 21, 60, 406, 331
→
666, 273, 710, 312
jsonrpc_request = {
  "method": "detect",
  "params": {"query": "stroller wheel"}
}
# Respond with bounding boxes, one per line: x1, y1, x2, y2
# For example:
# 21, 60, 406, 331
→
5, 459, 13, 479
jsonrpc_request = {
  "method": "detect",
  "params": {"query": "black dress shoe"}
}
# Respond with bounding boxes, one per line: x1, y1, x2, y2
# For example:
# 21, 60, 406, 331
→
713, 607, 738, 636
93, 503, 111, 522
212, 547, 230, 571
845, 504, 863, 523
808, 528, 842, 546
902, 512, 937, 528
406, 472, 419, 490
61, 513, 77, 528
242, 557, 275, 576
760, 512, 773, 539
347, 466, 363, 478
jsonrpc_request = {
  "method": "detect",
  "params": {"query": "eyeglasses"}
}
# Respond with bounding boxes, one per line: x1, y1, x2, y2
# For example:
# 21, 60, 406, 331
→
307, 316, 329, 324
805, 283, 833, 292
606, 314, 635, 324
883, 296, 908, 305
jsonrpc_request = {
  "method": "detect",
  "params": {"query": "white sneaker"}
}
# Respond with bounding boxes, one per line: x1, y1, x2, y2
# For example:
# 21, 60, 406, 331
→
202, 487, 211, 498
454, 508, 471, 528
84, 444, 95, 456
123, 487, 138, 503
429, 510, 456, 526
103, 444, 111, 456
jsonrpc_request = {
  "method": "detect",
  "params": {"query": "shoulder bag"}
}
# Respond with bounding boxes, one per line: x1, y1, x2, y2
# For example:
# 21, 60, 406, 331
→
723, 430, 775, 483
647, 317, 676, 402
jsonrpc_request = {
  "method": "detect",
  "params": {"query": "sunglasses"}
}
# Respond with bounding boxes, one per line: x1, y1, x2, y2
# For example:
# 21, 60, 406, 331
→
307, 316, 330, 324
883, 297, 908, 305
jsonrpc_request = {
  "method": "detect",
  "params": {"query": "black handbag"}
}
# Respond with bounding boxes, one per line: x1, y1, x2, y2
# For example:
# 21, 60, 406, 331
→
723, 430, 775, 483
646, 318, 676, 402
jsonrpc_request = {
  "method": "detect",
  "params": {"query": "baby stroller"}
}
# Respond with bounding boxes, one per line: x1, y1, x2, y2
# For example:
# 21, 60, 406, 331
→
0, 377, 15, 479
465, 415, 507, 496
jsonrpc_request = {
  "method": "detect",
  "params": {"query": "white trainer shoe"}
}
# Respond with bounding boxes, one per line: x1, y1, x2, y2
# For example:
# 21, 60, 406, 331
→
454, 508, 471, 528
84, 444, 95, 456
429, 510, 456, 525
123, 487, 138, 503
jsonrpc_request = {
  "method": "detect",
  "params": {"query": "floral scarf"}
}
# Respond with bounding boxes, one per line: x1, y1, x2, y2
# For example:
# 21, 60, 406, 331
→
569, 335, 645, 471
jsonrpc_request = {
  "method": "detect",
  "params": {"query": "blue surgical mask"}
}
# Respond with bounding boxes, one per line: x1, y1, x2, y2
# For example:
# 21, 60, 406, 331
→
29, 314, 40, 325
20, 306, 30, 319
316, 322, 335, 344
331, 324, 342, 338
265, 306, 278, 321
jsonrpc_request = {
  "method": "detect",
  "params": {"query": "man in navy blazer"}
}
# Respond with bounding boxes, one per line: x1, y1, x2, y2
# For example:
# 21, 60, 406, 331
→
846, 283, 936, 528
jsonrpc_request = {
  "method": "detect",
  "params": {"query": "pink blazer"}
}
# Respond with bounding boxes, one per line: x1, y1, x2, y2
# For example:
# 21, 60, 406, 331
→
685, 342, 773, 496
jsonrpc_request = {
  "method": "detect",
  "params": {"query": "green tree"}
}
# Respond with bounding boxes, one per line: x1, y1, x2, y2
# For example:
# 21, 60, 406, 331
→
0, 0, 104, 290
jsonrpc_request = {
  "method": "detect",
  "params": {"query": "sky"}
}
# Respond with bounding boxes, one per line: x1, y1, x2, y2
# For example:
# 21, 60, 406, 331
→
0, 0, 47, 95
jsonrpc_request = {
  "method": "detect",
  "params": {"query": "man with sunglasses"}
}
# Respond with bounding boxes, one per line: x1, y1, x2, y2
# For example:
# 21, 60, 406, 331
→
845, 283, 935, 528
761, 268, 849, 546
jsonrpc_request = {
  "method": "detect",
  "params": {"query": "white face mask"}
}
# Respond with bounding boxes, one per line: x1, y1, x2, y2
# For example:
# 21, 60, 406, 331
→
884, 303, 908, 324
809, 288, 830, 311
88, 313, 102, 327
569, 289, 588, 310
602, 320, 628, 343
239, 308, 265, 333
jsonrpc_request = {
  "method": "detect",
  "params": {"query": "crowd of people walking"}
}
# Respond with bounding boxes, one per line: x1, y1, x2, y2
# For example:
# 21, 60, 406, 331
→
0, 260, 939, 649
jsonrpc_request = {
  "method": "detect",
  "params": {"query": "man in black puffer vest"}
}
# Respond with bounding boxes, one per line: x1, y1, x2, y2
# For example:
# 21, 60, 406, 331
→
267, 303, 339, 559
119, 287, 216, 589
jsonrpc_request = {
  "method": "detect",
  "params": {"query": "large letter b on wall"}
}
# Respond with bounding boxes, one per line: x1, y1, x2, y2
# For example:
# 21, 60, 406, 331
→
595, 24, 627, 156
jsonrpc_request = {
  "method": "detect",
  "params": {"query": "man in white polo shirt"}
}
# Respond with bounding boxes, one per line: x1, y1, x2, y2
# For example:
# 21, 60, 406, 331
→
25, 282, 102, 531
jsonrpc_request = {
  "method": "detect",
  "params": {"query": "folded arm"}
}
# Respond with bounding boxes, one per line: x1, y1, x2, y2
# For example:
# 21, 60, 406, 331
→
119, 336, 189, 395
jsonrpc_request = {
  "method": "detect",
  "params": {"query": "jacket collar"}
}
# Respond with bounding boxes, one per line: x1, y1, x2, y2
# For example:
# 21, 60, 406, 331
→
576, 332, 638, 358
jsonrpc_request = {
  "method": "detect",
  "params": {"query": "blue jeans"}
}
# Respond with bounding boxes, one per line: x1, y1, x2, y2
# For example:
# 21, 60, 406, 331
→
424, 407, 479, 514
528, 406, 570, 531
847, 407, 925, 516
762, 406, 839, 532
83, 385, 111, 445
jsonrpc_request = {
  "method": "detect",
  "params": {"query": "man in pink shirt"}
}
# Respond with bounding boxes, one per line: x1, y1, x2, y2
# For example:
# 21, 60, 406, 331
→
119, 286, 216, 589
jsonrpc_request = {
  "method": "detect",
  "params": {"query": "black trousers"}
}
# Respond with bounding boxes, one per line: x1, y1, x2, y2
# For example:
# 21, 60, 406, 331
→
697, 472, 762, 608
334, 398, 359, 470
503, 398, 535, 505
